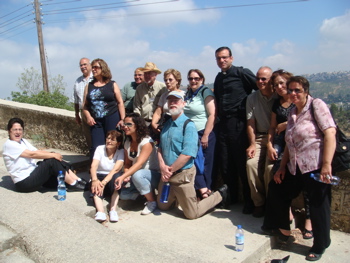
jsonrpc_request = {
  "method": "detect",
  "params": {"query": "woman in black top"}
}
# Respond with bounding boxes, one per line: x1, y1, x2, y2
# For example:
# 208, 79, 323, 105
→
83, 58, 125, 158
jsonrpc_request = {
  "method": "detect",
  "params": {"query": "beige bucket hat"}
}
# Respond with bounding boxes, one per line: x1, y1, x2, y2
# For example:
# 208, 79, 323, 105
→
140, 62, 162, 74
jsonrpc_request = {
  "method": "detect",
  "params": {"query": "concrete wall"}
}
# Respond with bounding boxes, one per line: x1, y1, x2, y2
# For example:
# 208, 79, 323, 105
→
0, 99, 88, 154
0, 99, 349, 232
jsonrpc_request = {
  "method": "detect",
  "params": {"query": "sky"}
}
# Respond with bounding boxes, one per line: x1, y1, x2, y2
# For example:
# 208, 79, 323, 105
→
0, 0, 349, 100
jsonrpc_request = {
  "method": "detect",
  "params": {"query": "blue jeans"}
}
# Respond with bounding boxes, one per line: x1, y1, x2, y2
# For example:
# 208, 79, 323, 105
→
132, 169, 161, 195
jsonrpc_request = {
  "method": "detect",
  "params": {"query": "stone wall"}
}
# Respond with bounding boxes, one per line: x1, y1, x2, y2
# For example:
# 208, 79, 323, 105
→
0, 99, 88, 154
0, 99, 349, 232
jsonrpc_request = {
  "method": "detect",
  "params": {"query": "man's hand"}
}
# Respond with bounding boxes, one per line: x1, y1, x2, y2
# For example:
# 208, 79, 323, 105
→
246, 144, 256, 159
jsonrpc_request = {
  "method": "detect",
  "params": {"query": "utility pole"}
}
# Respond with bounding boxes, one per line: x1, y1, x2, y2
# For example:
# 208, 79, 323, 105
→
34, 0, 49, 92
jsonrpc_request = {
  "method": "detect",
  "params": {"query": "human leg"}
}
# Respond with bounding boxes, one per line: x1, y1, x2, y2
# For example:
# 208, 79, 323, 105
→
157, 180, 177, 211
171, 166, 222, 219
132, 169, 161, 199
81, 109, 92, 149
90, 119, 106, 159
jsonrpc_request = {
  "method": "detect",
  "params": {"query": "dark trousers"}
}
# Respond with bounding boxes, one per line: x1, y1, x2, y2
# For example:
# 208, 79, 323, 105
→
216, 115, 252, 205
90, 112, 120, 159
15, 159, 72, 192
194, 129, 216, 190
263, 167, 331, 254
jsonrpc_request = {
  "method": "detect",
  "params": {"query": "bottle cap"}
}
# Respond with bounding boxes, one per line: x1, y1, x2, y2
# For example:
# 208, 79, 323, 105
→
237, 225, 242, 229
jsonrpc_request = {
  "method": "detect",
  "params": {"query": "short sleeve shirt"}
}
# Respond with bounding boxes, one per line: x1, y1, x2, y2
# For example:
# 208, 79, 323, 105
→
93, 145, 124, 174
73, 73, 93, 109
124, 136, 159, 171
3, 139, 38, 183
158, 90, 186, 114
285, 96, 336, 175
246, 90, 277, 133
272, 99, 295, 124
184, 86, 214, 131
159, 113, 198, 170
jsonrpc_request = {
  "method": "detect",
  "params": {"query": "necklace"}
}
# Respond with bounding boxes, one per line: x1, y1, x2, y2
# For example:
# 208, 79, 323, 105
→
129, 140, 138, 158
129, 151, 137, 158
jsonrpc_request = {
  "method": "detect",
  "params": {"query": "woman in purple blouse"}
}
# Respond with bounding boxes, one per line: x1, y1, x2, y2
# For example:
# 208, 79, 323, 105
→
262, 76, 336, 261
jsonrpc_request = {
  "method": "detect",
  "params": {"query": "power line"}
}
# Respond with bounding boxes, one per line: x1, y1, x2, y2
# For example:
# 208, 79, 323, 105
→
0, 26, 36, 42
0, 20, 33, 36
43, 0, 83, 6
0, 3, 31, 19
43, 0, 309, 24
0, 10, 33, 27
0, 11, 33, 29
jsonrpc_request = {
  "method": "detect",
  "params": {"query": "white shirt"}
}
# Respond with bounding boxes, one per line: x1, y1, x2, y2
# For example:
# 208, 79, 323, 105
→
73, 72, 93, 109
93, 145, 124, 174
3, 139, 38, 183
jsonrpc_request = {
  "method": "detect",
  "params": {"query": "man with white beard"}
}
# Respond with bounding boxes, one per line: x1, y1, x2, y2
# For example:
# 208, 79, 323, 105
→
156, 91, 228, 219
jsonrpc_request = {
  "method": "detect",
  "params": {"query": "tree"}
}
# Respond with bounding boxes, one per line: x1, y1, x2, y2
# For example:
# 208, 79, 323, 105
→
12, 67, 74, 111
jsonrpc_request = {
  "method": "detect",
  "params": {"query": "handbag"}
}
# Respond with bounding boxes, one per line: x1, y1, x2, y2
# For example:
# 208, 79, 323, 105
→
310, 99, 350, 173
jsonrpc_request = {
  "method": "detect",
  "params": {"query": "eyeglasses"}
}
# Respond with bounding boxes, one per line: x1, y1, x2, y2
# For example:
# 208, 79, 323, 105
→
256, 77, 269, 81
164, 78, 174, 82
287, 88, 303, 94
80, 63, 88, 67
92, 66, 101, 70
11, 128, 23, 132
216, 56, 230, 61
123, 123, 134, 127
188, 77, 201, 81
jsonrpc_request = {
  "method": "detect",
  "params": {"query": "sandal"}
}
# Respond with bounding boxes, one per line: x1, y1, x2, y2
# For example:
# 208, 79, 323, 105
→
306, 252, 322, 261
303, 229, 314, 239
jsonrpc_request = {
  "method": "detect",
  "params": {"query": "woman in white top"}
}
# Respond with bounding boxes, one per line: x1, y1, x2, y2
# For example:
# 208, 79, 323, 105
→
151, 69, 185, 134
3, 118, 86, 193
90, 130, 124, 222
115, 113, 160, 215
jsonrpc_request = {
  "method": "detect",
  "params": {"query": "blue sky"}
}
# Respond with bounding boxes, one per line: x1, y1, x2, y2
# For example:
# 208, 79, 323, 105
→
1, 0, 349, 100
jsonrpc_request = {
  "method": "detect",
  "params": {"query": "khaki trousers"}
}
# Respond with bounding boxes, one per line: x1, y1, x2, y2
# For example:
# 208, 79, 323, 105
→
157, 166, 222, 219
246, 135, 273, 207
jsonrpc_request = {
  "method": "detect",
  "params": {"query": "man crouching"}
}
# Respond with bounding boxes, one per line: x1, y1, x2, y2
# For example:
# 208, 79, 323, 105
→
157, 91, 228, 219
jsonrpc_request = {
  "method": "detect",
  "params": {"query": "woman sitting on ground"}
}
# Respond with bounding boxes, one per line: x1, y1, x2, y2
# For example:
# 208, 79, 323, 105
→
91, 130, 124, 223
3, 117, 86, 193
115, 113, 160, 215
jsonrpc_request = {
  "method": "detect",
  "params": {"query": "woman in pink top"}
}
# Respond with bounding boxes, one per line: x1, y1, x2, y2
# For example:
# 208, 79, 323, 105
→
262, 76, 336, 262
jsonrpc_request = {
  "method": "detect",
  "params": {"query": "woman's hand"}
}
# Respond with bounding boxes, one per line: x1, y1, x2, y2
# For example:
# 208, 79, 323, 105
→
201, 134, 209, 149
91, 180, 104, 195
87, 116, 96, 126
117, 119, 124, 129
52, 152, 63, 161
275, 122, 287, 135
274, 168, 285, 184
151, 123, 161, 133
114, 176, 124, 190
320, 163, 333, 184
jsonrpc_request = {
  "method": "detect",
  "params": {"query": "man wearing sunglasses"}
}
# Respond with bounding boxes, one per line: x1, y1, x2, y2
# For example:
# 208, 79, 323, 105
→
73, 57, 93, 149
246, 66, 276, 218
133, 62, 166, 125
213, 46, 258, 214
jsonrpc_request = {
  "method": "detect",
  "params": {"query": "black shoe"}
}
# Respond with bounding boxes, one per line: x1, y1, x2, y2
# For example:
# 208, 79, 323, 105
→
261, 225, 278, 236
217, 184, 229, 208
78, 179, 89, 191
66, 181, 85, 192
252, 205, 265, 218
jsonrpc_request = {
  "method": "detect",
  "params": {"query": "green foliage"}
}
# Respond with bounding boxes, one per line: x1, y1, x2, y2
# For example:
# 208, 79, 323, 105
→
12, 67, 74, 111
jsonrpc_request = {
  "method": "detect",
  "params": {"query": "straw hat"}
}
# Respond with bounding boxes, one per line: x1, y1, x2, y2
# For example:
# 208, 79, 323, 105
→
140, 62, 162, 74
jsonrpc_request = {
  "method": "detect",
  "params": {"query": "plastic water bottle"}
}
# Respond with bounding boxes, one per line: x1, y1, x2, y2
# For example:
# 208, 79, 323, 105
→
235, 225, 244, 251
57, 170, 66, 201
310, 173, 340, 185
160, 183, 170, 203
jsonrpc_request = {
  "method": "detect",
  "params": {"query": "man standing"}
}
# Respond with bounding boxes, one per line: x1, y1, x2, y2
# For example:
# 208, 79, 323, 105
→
121, 68, 144, 113
246, 66, 275, 217
133, 62, 166, 124
157, 91, 228, 219
214, 46, 258, 213
73, 57, 93, 148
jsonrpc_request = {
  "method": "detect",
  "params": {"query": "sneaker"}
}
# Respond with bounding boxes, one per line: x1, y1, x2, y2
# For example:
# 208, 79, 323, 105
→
94, 212, 107, 222
66, 181, 85, 192
141, 201, 157, 215
109, 210, 119, 222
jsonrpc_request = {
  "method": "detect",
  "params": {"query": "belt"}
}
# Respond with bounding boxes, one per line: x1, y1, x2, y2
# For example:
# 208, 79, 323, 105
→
256, 132, 268, 135
172, 169, 184, 176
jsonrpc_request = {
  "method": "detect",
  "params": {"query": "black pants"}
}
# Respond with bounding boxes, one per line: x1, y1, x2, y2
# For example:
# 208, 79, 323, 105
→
263, 167, 331, 254
15, 159, 72, 193
216, 115, 252, 205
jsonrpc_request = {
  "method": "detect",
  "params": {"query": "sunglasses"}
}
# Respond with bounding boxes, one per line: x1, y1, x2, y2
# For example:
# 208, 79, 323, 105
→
188, 77, 201, 81
164, 78, 174, 82
92, 66, 101, 70
256, 77, 269, 81
123, 123, 134, 127
287, 88, 303, 94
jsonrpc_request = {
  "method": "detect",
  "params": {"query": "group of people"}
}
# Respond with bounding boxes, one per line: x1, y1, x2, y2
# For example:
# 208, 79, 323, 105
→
3, 46, 337, 261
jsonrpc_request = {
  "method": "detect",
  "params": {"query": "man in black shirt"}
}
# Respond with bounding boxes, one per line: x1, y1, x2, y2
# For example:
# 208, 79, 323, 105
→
214, 46, 258, 213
